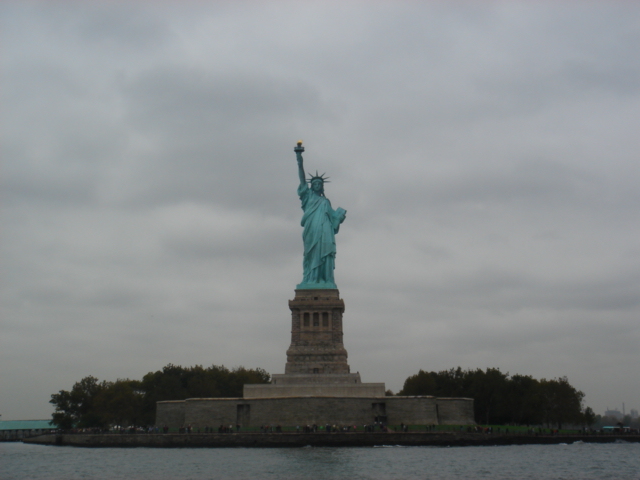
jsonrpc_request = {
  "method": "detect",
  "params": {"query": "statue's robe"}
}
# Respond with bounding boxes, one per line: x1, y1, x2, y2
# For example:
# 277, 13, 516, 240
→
297, 183, 344, 288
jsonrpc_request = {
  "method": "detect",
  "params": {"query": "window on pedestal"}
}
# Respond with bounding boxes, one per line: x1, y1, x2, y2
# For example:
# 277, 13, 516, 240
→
322, 312, 329, 327
313, 312, 319, 327
303, 312, 310, 327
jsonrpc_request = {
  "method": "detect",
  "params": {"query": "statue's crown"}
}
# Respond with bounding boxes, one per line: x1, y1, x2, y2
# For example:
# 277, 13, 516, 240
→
307, 171, 330, 184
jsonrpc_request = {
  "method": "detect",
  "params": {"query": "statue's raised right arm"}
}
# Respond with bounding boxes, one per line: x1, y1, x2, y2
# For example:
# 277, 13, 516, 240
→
296, 149, 306, 189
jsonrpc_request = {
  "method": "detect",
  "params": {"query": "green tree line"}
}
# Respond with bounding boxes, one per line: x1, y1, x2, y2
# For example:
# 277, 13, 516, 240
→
51, 364, 593, 429
50, 364, 270, 429
399, 367, 592, 428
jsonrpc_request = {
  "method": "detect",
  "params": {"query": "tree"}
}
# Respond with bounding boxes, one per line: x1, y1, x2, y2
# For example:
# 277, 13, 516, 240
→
94, 380, 145, 427
582, 406, 596, 427
50, 389, 75, 430
398, 370, 437, 396
539, 377, 585, 429
465, 368, 509, 425
504, 374, 543, 426
398, 367, 591, 426
51, 365, 271, 429
50, 376, 107, 429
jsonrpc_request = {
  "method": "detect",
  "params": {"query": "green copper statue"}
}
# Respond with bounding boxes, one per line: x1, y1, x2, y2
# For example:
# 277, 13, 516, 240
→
294, 141, 347, 289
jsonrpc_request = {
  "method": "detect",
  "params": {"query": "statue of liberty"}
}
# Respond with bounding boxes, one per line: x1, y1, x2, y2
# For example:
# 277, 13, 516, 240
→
294, 141, 347, 289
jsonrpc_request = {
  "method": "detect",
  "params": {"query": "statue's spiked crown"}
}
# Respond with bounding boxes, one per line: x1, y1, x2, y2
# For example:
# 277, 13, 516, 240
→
307, 171, 330, 184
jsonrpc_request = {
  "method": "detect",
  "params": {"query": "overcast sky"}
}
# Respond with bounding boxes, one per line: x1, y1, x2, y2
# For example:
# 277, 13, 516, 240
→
2, 1, 639, 421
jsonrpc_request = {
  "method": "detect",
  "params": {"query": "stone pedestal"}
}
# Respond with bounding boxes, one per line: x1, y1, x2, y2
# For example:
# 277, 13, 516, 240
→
243, 288, 386, 398
285, 289, 351, 375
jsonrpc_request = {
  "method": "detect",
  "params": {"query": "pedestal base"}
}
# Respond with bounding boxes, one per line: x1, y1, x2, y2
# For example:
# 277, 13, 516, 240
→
243, 382, 386, 398
244, 372, 386, 398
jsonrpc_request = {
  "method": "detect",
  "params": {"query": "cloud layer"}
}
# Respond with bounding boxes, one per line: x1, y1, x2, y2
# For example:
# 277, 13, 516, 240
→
2, 2, 639, 420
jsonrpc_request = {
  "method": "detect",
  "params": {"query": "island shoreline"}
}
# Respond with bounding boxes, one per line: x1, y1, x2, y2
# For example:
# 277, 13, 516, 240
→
23, 433, 640, 448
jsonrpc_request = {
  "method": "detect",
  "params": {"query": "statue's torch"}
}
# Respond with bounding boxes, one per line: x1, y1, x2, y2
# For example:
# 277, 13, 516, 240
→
294, 140, 305, 154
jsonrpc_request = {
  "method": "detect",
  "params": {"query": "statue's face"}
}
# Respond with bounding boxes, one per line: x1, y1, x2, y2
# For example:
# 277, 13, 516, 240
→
311, 179, 324, 193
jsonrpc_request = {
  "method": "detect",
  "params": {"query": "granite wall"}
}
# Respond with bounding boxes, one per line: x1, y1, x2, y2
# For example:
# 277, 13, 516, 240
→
156, 396, 475, 428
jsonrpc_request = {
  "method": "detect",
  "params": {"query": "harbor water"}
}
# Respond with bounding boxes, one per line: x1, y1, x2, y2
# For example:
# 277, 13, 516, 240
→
1, 440, 639, 480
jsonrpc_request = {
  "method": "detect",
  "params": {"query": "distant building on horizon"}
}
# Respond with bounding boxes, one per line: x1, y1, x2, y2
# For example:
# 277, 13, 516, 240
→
604, 408, 623, 420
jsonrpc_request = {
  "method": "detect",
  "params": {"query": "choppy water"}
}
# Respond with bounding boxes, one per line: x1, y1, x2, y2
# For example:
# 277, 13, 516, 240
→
1, 440, 639, 480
